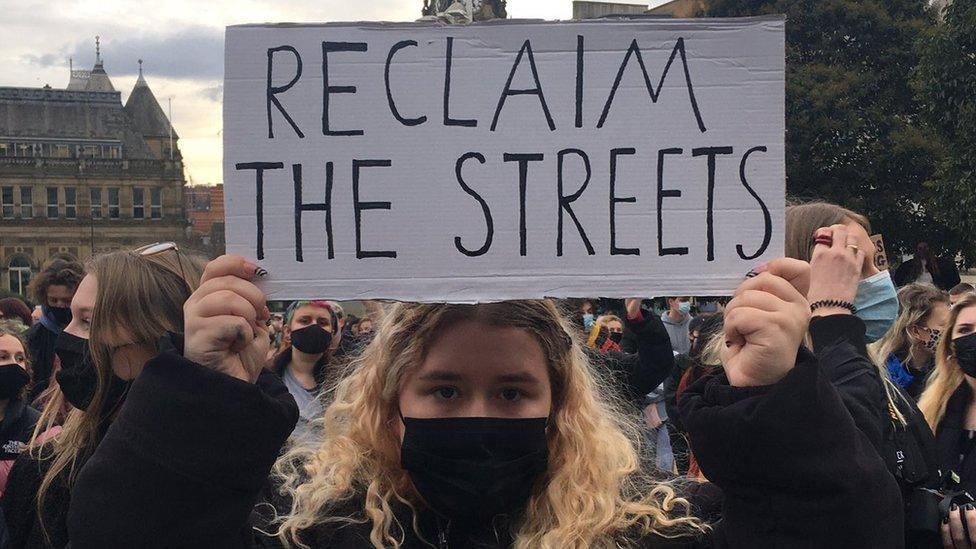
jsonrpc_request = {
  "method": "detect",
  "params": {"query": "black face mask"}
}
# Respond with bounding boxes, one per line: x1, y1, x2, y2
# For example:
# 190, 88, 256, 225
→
54, 331, 128, 411
45, 305, 72, 327
0, 363, 30, 399
954, 333, 976, 378
290, 324, 332, 355
608, 331, 623, 344
400, 416, 549, 523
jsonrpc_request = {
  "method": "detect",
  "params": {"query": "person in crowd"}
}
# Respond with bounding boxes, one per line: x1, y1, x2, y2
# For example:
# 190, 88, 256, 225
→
0, 322, 39, 498
787, 201, 942, 547
24, 259, 84, 402
950, 283, 976, 307
870, 285, 951, 401
578, 299, 596, 331
272, 300, 336, 434
0, 299, 33, 333
664, 313, 723, 476
895, 242, 962, 292
918, 294, 976, 547
325, 302, 346, 357
355, 317, 374, 338
29, 308, 41, 327
0, 243, 203, 549
62, 254, 903, 548
661, 297, 693, 355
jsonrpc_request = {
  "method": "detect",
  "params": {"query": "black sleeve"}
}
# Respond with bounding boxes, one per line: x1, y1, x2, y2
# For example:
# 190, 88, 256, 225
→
600, 313, 676, 403
679, 349, 904, 549
809, 314, 868, 359
66, 351, 299, 549
2, 454, 43, 549
942, 258, 961, 290
664, 355, 691, 431
809, 315, 885, 452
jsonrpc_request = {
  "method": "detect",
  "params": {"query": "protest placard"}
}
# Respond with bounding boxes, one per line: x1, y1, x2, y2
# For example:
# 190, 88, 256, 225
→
224, 17, 785, 302
871, 234, 889, 271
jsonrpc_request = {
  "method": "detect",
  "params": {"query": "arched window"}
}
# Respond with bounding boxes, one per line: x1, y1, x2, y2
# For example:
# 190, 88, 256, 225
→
7, 256, 33, 297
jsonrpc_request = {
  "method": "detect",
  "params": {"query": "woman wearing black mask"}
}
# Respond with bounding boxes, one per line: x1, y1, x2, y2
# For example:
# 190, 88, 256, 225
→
273, 300, 336, 435
1, 243, 203, 549
0, 323, 39, 498
65, 255, 901, 548
919, 295, 976, 547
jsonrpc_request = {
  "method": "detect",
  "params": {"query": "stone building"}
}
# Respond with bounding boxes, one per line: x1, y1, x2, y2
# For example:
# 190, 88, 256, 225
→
185, 184, 225, 257
572, 0, 706, 19
0, 40, 187, 298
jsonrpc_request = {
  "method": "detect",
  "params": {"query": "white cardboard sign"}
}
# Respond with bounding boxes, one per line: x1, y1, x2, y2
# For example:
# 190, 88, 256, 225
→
224, 17, 785, 302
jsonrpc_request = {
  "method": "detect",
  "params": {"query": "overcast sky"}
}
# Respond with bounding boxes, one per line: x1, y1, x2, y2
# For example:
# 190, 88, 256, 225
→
1, 0, 667, 185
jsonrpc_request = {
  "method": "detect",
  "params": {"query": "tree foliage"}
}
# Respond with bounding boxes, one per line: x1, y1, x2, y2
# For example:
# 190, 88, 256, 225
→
703, 0, 962, 262
915, 0, 976, 266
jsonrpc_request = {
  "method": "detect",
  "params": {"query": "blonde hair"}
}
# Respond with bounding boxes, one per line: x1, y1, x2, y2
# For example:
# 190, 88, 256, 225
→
918, 294, 976, 431
274, 301, 705, 548
31, 246, 205, 538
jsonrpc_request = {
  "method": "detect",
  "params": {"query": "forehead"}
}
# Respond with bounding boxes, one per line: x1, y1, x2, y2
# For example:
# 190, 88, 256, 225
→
292, 304, 331, 319
415, 320, 549, 380
0, 334, 25, 354
47, 284, 75, 298
927, 302, 951, 325
72, 275, 98, 308
956, 305, 976, 327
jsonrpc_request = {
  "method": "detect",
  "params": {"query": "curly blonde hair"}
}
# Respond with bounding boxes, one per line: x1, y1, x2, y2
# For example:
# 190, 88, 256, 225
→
274, 300, 705, 548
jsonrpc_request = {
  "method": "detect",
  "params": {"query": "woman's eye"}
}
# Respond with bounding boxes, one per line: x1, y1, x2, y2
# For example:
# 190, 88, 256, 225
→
434, 387, 458, 400
500, 388, 522, 402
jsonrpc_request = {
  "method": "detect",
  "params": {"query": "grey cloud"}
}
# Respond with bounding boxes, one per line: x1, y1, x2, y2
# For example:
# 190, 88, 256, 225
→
24, 26, 224, 82
200, 84, 223, 102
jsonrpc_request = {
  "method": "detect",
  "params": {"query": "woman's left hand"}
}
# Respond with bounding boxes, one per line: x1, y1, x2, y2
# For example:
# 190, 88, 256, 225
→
942, 504, 976, 549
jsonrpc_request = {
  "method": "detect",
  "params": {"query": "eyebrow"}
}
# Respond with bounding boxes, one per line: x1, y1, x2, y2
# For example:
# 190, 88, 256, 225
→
416, 370, 542, 384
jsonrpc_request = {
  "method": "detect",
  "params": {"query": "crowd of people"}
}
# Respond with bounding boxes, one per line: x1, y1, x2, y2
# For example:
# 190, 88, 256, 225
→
0, 201, 973, 548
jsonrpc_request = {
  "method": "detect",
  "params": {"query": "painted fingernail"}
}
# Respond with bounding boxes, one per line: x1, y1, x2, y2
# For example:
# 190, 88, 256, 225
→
952, 503, 959, 511
943, 515, 950, 524
966, 503, 974, 511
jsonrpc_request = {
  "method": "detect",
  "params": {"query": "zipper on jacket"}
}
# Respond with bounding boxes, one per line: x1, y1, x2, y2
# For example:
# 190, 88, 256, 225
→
436, 516, 450, 549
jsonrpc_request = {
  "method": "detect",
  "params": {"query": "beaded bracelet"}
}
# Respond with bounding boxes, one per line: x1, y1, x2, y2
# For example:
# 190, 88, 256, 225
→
810, 300, 857, 314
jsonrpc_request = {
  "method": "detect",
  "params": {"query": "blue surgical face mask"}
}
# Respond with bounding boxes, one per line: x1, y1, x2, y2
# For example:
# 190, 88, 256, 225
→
582, 313, 595, 330
678, 301, 692, 315
855, 270, 899, 343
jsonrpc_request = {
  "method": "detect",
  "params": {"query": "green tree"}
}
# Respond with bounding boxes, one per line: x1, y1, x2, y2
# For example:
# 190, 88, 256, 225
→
915, 0, 976, 266
704, 0, 950, 261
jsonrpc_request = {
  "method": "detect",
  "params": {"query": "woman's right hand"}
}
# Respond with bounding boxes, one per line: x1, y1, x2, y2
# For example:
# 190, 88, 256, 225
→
723, 258, 811, 387
183, 255, 270, 383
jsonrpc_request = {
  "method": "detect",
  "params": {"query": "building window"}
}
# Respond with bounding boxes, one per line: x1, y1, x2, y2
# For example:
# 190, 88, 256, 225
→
0, 143, 8, 157
1, 187, 13, 219
90, 188, 102, 219
150, 188, 162, 219
108, 187, 120, 219
133, 188, 145, 219
46, 187, 58, 219
65, 187, 77, 219
54, 144, 70, 158
7, 256, 32, 297
20, 186, 32, 218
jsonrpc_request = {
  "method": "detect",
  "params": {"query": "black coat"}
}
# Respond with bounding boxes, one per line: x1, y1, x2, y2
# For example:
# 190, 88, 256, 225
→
2, 445, 72, 549
63, 341, 903, 549
24, 324, 58, 403
588, 311, 676, 406
0, 399, 40, 466
894, 256, 961, 291
934, 382, 976, 494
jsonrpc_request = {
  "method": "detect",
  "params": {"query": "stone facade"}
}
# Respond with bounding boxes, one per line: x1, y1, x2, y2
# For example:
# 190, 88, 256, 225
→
185, 184, 225, 257
0, 50, 187, 298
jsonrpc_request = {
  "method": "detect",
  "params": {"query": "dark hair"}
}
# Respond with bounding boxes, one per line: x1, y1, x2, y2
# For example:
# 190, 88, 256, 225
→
950, 283, 975, 296
0, 297, 32, 326
27, 258, 84, 304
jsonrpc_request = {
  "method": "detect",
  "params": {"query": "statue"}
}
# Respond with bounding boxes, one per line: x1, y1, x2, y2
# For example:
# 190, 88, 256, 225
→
422, 0, 507, 22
